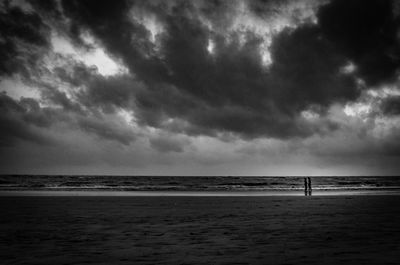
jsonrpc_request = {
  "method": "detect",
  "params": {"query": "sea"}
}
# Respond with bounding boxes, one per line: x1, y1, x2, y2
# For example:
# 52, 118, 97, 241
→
0, 175, 399, 193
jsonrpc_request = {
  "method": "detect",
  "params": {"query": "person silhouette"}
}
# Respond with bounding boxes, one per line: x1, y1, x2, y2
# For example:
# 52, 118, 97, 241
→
304, 177, 308, 196
304, 177, 312, 196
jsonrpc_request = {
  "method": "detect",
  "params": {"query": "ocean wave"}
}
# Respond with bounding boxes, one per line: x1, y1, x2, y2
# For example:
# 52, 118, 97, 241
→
1, 175, 400, 192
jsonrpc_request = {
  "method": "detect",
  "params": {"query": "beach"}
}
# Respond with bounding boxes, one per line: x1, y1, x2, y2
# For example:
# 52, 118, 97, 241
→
0, 195, 399, 265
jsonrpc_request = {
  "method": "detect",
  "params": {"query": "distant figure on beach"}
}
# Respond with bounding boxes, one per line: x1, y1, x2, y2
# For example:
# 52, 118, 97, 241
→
304, 178, 308, 195
304, 177, 312, 196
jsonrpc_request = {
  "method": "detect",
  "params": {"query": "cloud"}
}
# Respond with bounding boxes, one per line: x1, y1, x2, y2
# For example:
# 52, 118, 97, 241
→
1, 0, 400, 175
77, 74, 140, 113
0, 90, 136, 146
0, 2, 50, 77
269, 25, 359, 110
53, 0, 365, 140
149, 134, 190, 153
317, 0, 400, 86
3, 0, 400, 142
0, 93, 53, 146
76, 114, 136, 145
380, 96, 400, 115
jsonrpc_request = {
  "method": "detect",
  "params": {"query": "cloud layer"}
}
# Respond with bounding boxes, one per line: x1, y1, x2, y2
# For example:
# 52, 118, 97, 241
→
1, 0, 400, 175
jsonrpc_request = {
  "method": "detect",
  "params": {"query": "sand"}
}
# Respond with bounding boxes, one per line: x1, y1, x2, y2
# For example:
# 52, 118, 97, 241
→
0, 195, 399, 265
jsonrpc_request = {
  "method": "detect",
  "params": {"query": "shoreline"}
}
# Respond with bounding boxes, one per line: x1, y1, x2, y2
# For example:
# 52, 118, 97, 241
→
1, 189, 400, 196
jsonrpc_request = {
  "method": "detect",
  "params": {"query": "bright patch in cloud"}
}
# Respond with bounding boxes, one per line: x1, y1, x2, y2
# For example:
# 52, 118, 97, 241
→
130, 11, 164, 44
344, 102, 372, 117
0, 76, 40, 100
51, 33, 127, 76
207, 39, 215, 54
367, 86, 400, 98
118, 109, 135, 125
301, 110, 320, 120
340, 61, 356, 74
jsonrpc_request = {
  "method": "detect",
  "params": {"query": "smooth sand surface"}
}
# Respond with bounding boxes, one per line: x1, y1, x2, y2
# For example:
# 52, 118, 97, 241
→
0, 196, 399, 265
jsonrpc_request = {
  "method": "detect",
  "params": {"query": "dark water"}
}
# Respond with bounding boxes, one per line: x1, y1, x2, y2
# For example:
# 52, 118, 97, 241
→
0, 175, 399, 192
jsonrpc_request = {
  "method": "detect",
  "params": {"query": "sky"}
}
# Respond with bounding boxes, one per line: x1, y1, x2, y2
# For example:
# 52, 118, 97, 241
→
1, 0, 400, 176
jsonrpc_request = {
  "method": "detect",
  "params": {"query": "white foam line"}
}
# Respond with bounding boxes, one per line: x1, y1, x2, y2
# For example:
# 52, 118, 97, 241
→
0, 190, 400, 197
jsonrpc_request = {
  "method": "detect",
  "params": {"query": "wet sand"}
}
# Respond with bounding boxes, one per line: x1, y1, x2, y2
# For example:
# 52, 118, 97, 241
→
1, 189, 400, 196
0, 195, 399, 264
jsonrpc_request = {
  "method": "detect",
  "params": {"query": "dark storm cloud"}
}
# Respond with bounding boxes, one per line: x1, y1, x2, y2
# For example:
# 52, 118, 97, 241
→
61, 0, 169, 84
76, 116, 136, 145
77, 74, 139, 113
41, 83, 137, 145
29, 0, 61, 16
380, 96, 400, 115
0, 90, 136, 146
53, 62, 97, 88
0, 2, 50, 77
55, 0, 360, 139
269, 25, 358, 112
318, 0, 400, 86
2, 0, 400, 175
3, 0, 400, 143
0, 93, 53, 146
